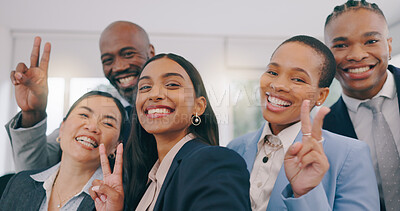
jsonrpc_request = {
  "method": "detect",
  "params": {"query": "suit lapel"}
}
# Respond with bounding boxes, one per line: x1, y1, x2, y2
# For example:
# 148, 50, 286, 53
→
388, 65, 400, 112
77, 194, 95, 211
243, 124, 265, 173
154, 139, 206, 211
328, 97, 358, 139
27, 181, 46, 210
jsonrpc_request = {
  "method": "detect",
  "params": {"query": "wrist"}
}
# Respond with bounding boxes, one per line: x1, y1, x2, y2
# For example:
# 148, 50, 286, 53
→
20, 110, 46, 128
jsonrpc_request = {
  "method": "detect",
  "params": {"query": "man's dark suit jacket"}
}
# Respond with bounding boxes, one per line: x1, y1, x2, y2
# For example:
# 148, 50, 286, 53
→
323, 65, 400, 139
0, 168, 94, 211
153, 139, 251, 211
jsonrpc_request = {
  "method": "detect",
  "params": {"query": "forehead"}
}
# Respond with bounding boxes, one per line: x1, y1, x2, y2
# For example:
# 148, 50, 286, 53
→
141, 58, 191, 81
73, 96, 121, 117
325, 9, 388, 39
100, 26, 146, 53
271, 42, 323, 77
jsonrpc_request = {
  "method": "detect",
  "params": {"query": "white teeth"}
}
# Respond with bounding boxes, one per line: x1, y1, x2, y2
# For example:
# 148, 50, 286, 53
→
267, 95, 291, 107
119, 76, 135, 85
348, 66, 370, 73
148, 108, 171, 114
76, 136, 98, 148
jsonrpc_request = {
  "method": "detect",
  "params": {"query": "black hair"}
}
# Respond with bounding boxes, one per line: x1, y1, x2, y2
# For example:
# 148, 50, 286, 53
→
272, 35, 337, 88
123, 53, 219, 209
325, 0, 386, 27
64, 90, 130, 143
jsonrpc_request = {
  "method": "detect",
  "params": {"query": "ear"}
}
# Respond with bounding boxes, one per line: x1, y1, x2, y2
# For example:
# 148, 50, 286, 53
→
388, 37, 393, 58
315, 87, 330, 106
148, 44, 155, 58
59, 122, 65, 137
194, 96, 207, 116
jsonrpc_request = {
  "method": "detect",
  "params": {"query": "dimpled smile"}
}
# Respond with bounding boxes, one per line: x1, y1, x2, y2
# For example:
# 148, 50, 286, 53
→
75, 136, 98, 149
267, 95, 292, 107
118, 76, 136, 86
347, 66, 370, 74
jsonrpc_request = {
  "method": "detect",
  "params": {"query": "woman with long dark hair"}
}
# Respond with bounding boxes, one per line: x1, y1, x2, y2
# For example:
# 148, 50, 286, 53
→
90, 53, 251, 211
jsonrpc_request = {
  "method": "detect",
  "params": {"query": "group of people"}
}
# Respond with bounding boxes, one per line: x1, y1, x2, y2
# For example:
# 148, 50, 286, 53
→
0, 0, 399, 210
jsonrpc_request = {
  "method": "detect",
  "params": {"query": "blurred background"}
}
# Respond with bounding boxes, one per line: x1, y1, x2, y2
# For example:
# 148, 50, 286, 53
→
1, 0, 399, 175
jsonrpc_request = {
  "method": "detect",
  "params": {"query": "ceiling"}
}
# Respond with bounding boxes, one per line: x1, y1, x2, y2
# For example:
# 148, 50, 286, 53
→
1, 0, 399, 38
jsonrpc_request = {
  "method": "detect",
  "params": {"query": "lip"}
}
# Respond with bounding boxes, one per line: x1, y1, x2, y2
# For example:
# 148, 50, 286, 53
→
145, 105, 175, 119
341, 64, 375, 80
74, 135, 99, 150
265, 92, 292, 113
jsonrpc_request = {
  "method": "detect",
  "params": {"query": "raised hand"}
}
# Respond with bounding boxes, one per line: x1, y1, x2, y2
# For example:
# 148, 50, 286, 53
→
89, 143, 124, 211
284, 100, 330, 197
10, 36, 51, 127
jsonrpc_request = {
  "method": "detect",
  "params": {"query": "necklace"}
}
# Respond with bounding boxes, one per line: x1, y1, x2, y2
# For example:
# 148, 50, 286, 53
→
262, 135, 283, 163
53, 172, 82, 208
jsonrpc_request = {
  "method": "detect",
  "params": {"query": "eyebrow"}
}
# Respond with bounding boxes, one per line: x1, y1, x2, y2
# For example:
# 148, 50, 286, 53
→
138, 72, 185, 82
268, 62, 311, 78
331, 31, 383, 43
79, 106, 118, 122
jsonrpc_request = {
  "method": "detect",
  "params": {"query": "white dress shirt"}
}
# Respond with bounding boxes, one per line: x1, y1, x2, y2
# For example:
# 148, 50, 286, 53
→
250, 121, 301, 211
342, 69, 400, 204
136, 133, 195, 211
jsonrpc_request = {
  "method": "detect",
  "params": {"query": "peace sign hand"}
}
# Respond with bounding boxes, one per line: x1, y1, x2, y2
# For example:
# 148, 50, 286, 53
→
89, 143, 124, 211
284, 100, 330, 197
11, 36, 51, 127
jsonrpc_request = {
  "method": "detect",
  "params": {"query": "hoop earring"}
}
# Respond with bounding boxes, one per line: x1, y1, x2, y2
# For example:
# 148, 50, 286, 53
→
389, 55, 392, 60
191, 113, 201, 126
108, 151, 116, 160
56, 137, 61, 143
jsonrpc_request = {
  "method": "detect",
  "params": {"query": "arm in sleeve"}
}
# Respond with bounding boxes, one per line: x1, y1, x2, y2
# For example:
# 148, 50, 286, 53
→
5, 112, 61, 172
179, 147, 251, 211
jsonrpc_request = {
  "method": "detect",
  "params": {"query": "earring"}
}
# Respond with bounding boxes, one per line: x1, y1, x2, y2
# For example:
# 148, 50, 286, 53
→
108, 151, 116, 159
56, 137, 61, 143
191, 113, 201, 126
316, 102, 321, 106
389, 55, 392, 60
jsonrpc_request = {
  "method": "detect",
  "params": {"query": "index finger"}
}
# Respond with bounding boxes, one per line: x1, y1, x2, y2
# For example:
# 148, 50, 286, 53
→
311, 106, 330, 141
112, 143, 124, 176
300, 100, 312, 136
30, 36, 41, 68
99, 144, 112, 178
39, 42, 51, 71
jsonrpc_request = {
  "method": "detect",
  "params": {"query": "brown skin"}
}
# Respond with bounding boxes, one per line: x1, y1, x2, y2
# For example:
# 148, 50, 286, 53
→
324, 9, 392, 100
100, 21, 155, 105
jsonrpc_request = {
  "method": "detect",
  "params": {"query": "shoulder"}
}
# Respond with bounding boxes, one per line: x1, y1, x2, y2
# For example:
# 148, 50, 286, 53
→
227, 131, 259, 152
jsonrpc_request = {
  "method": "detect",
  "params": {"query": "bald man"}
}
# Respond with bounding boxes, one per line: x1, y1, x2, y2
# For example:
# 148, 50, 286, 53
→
5, 21, 155, 171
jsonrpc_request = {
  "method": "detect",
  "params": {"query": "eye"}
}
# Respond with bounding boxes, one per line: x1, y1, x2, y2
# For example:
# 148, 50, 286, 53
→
292, 78, 306, 83
332, 43, 347, 49
365, 39, 378, 45
79, 113, 89, 118
122, 51, 136, 58
103, 121, 115, 128
102, 58, 113, 65
165, 82, 181, 89
266, 70, 278, 76
139, 85, 152, 91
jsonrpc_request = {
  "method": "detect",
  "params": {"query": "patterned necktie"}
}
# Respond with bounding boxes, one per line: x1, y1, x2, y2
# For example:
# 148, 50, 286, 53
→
362, 97, 400, 210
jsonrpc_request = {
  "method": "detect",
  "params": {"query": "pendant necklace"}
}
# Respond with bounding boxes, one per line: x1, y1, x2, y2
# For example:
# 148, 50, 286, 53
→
53, 172, 82, 208
262, 135, 283, 163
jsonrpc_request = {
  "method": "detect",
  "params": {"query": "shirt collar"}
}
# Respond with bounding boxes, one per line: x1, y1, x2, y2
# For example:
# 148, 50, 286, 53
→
343, 69, 396, 112
257, 121, 301, 154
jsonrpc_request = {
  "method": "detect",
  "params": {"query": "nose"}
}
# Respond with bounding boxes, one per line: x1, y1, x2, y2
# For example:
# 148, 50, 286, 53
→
270, 78, 290, 92
112, 57, 130, 73
346, 45, 368, 61
84, 118, 100, 134
148, 85, 166, 102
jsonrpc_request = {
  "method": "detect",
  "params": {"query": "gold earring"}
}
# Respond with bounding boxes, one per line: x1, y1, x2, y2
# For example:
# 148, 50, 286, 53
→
108, 151, 116, 159
56, 137, 61, 143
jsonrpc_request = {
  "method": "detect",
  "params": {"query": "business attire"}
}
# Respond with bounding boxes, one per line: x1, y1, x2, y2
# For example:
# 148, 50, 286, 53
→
0, 163, 101, 210
5, 105, 132, 172
137, 134, 251, 211
228, 122, 380, 210
323, 65, 400, 210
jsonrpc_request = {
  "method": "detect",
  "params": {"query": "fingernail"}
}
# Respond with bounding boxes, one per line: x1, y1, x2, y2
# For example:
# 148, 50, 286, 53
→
100, 195, 107, 202
91, 186, 99, 191
15, 72, 22, 80
95, 198, 102, 204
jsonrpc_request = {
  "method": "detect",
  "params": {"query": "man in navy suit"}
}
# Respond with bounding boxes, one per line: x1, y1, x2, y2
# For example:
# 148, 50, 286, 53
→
323, 1, 400, 210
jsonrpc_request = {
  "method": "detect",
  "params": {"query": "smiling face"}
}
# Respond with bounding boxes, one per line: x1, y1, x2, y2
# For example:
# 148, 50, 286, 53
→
59, 95, 122, 165
100, 22, 155, 104
324, 9, 392, 100
136, 58, 205, 140
261, 42, 329, 135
